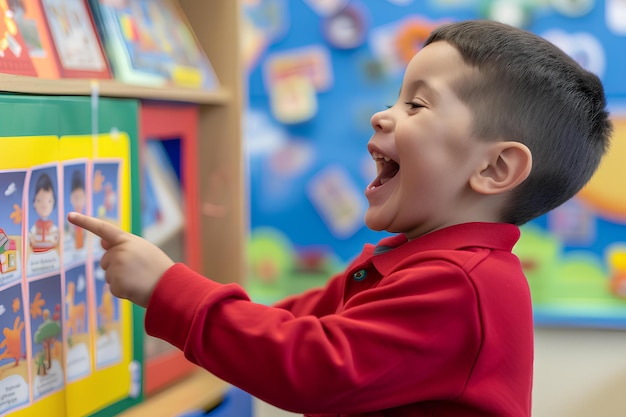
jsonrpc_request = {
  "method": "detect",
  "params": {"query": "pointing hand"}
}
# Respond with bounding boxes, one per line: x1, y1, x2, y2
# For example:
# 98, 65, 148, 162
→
67, 212, 175, 308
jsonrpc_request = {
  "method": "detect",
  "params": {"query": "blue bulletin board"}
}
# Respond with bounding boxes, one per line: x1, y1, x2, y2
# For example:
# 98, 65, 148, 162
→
243, 0, 626, 328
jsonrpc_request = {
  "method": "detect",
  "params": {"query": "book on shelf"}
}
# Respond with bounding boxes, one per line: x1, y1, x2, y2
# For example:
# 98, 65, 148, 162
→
0, 0, 111, 79
38, 0, 112, 79
0, 0, 40, 76
141, 139, 184, 247
88, 0, 219, 90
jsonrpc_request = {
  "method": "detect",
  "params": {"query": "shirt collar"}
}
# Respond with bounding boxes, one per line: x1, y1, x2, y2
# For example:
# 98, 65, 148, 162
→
371, 222, 520, 274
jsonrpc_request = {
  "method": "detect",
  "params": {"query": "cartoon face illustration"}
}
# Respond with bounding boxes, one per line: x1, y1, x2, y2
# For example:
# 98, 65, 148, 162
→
69, 170, 86, 213
33, 173, 56, 220
29, 172, 59, 252
34, 188, 55, 219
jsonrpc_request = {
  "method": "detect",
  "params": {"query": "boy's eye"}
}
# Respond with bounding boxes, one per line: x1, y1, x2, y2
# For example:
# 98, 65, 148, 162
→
404, 101, 424, 110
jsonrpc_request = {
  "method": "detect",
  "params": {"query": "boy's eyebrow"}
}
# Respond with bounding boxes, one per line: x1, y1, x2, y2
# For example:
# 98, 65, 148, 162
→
399, 80, 440, 103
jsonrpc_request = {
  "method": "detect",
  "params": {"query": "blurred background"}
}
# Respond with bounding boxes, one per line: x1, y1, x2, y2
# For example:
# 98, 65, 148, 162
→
241, 1, 626, 416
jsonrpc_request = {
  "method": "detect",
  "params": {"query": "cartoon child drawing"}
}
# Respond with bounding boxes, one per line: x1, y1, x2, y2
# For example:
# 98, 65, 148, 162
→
69, 170, 86, 249
29, 172, 59, 252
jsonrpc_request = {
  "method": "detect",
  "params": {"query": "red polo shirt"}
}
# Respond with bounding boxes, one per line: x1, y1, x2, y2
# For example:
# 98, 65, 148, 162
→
145, 222, 533, 416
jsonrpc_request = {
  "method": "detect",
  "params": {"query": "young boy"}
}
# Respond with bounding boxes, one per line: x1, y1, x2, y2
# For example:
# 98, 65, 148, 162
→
68, 20, 611, 417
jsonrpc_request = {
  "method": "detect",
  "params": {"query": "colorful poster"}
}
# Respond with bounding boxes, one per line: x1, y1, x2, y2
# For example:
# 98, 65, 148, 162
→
0, 96, 141, 417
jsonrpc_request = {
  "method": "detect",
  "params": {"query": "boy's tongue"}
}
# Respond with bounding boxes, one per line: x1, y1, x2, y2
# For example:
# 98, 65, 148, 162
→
378, 160, 399, 185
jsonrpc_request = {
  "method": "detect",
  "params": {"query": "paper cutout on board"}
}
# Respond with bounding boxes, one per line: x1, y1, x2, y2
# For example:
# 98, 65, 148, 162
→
244, 0, 289, 41
550, 0, 595, 17
264, 45, 333, 93
303, 0, 349, 16
369, 16, 441, 74
242, 0, 289, 71
269, 75, 318, 124
606, 0, 626, 35
256, 139, 317, 212
269, 140, 315, 177
322, 3, 369, 49
542, 30, 605, 77
307, 165, 366, 238
386, 0, 413, 5
486, 1, 532, 28
577, 116, 626, 222
242, 12, 270, 72
264, 45, 333, 123
245, 110, 288, 156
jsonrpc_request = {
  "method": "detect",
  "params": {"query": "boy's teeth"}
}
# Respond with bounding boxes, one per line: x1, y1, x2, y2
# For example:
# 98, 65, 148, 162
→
372, 151, 392, 162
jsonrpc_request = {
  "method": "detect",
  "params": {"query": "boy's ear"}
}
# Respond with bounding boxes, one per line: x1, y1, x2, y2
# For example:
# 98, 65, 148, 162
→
469, 141, 532, 195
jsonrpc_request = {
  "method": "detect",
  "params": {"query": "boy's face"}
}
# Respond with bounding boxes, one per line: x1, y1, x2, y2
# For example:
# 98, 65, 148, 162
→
365, 41, 492, 239
34, 189, 55, 219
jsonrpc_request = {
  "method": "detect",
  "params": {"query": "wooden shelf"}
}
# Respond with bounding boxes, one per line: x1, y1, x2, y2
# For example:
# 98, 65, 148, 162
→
0, 74, 231, 104
117, 370, 229, 417
0, 1, 244, 415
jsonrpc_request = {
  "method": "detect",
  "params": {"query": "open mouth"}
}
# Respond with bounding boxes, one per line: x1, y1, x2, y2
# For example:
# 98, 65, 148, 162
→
371, 151, 399, 188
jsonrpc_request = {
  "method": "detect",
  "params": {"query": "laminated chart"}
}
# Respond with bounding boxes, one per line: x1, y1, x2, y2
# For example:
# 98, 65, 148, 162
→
0, 95, 142, 417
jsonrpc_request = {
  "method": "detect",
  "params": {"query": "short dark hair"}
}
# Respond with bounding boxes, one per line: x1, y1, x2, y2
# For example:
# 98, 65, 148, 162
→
71, 169, 84, 192
424, 20, 612, 225
34, 172, 56, 203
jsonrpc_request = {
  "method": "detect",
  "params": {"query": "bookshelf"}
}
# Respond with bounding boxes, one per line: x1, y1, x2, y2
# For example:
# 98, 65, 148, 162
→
0, 75, 232, 104
0, 0, 243, 415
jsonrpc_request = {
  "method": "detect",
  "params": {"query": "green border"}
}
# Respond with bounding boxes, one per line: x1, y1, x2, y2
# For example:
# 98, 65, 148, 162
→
0, 93, 144, 415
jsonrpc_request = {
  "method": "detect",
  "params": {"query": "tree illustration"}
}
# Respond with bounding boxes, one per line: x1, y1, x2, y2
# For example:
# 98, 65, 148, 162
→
33, 309, 62, 373
35, 352, 46, 376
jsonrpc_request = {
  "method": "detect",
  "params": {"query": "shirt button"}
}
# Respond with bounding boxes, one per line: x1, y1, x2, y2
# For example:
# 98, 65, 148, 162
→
353, 269, 367, 281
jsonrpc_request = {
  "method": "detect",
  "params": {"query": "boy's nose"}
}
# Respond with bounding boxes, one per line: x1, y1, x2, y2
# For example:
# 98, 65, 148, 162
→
370, 109, 394, 132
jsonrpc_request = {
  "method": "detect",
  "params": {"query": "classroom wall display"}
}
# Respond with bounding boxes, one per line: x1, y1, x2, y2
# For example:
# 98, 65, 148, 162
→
244, 0, 626, 327
0, 95, 142, 417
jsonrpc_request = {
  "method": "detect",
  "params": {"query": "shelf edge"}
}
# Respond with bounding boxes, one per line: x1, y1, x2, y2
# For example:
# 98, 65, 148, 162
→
0, 74, 230, 104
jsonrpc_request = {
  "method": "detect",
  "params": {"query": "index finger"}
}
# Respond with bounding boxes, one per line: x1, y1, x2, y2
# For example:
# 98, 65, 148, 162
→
67, 212, 127, 245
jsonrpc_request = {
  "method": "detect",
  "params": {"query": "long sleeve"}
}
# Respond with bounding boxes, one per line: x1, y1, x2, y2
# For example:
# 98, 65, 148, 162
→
144, 223, 533, 417
144, 262, 482, 414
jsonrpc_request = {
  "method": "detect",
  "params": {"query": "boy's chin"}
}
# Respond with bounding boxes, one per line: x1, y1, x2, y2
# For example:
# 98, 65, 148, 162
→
363, 212, 388, 232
